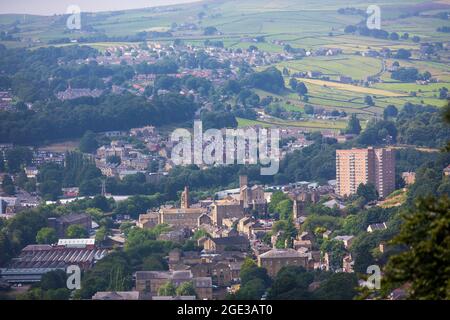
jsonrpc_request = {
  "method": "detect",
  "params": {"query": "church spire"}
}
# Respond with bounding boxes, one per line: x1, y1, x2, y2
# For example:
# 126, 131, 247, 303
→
181, 186, 190, 209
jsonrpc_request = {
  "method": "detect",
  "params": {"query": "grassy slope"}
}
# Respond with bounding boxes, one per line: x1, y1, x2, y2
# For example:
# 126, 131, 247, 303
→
0, 0, 448, 130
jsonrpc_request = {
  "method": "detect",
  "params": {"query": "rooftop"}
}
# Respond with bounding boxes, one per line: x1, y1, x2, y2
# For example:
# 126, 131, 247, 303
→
368, 223, 387, 231
160, 208, 206, 214
54, 213, 90, 223
135, 270, 193, 281
57, 238, 95, 247
259, 248, 308, 259
92, 291, 140, 300
9, 244, 106, 269
333, 235, 354, 242
209, 236, 249, 246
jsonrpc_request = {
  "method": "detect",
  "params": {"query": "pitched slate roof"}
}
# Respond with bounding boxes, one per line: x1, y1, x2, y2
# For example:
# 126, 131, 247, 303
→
209, 236, 249, 246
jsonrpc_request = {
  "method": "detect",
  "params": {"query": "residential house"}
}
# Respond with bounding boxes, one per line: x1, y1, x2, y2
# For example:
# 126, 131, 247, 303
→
137, 212, 159, 229
367, 222, 387, 233
135, 270, 212, 300
203, 236, 250, 253
257, 249, 309, 277
293, 239, 313, 251
333, 235, 354, 249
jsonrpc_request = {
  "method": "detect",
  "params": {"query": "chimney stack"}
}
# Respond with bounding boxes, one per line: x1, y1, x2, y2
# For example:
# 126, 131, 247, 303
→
239, 175, 248, 189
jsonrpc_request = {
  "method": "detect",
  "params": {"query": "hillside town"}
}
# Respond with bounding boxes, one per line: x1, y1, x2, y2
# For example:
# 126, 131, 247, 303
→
0, 0, 449, 305
2, 137, 426, 300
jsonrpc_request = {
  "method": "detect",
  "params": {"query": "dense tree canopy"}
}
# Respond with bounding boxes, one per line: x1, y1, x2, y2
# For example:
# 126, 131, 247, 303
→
384, 196, 450, 299
0, 93, 199, 145
396, 103, 450, 148
65, 224, 89, 238
79, 131, 98, 153
36, 227, 58, 244
345, 114, 362, 134
244, 67, 285, 94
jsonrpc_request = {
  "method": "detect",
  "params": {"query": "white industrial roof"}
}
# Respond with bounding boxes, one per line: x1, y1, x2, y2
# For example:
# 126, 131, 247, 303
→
58, 238, 95, 246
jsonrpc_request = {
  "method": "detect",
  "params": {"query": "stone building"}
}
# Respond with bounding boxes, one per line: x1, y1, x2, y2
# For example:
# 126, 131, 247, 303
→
198, 213, 213, 226
239, 175, 267, 213
137, 212, 159, 229
193, 277, 213, 300
210, 198, 244, 227
257, 248, 309, 277
134, 270, 212, 300
159, 186, 207, 230
291, 190, 320, 219
203, 236, 250, 253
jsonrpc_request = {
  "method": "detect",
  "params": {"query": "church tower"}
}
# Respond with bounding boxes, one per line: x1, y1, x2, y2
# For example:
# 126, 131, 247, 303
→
239, 175, 249, 209
181, 186, 190, 209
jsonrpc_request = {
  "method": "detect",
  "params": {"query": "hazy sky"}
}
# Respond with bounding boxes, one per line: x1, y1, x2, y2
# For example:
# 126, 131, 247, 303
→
0, 0, 201, 15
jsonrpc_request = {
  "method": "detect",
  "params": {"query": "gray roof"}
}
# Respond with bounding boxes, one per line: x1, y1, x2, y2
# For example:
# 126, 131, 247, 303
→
92, 291, 140, 300
210, 236, 249, 246
135, 270, 193, 281
259, 249, 308, 259
323, 199, 345, 209
333, 235, 354, 242
10, 246, 106, 269
58, 213, 90, 223
0, 267, 65, 283
135, 271, 171, 281
172, 270, 193, 280
368, 223, 387, 230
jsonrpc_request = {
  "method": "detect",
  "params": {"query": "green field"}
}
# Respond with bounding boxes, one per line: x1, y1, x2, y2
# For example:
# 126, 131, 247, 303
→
275, 55, 383, 81
1, 0, 448, 131
237, 116, 348, 131
1, 0, 447, 45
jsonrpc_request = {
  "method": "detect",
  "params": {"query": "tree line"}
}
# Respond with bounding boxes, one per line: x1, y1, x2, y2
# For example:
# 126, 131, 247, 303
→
0, 93, 198, 145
